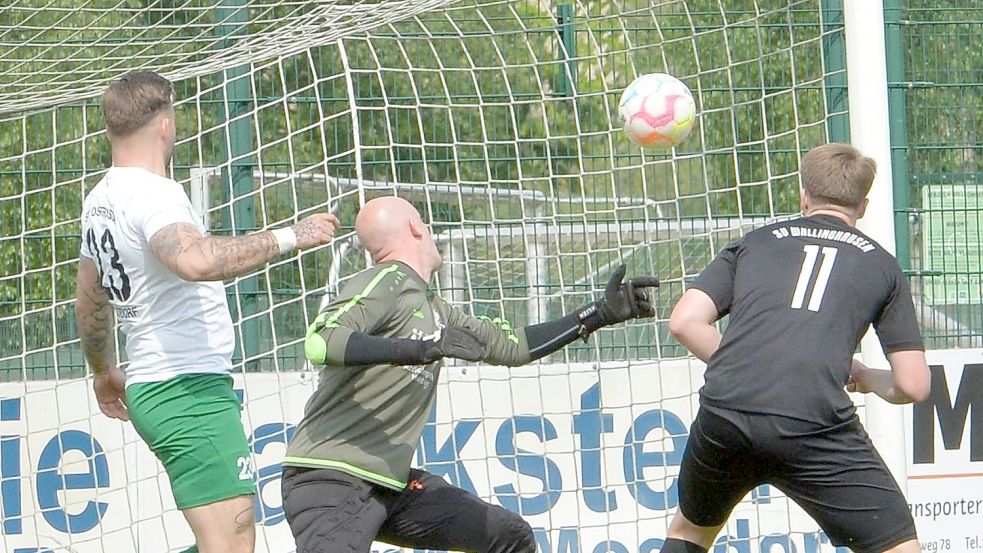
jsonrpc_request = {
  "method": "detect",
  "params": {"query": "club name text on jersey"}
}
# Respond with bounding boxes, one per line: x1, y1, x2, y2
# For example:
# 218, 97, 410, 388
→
771, 225, 876, 252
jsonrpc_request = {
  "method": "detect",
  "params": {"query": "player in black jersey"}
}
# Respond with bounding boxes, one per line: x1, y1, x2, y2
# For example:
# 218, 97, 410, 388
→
663, 144, 930, 553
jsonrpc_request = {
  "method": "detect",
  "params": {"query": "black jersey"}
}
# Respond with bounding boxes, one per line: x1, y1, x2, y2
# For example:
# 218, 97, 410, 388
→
692, 214, 924, 427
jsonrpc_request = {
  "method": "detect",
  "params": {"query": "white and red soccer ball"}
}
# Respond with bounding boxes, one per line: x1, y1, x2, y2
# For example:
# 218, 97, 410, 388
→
618, 73, 696, 149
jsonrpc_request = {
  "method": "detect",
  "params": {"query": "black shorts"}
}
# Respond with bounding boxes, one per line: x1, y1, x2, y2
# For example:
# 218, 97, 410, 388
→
678, 407, 917, 553
281, 466, 536, 553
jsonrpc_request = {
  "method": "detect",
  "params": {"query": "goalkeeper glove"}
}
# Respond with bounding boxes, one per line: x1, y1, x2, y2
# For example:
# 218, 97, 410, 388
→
391, 326, 487, 365
576, 264, 660, 339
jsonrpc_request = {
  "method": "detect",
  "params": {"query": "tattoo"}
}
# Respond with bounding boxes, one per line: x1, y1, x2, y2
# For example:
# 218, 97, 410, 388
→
152, 224, 185, 261
201, 232, 279, 280
234, 505, 253, 535
76, 259, 116, 373
149, 222, 279, 281
292, 217, 318, 248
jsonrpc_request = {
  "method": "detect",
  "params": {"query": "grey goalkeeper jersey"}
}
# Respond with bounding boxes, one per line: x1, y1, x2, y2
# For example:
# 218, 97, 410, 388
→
284, 261, 533, 489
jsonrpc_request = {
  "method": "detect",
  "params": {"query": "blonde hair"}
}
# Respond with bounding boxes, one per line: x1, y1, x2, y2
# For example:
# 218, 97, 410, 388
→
799, 143, 876, 210
100, 72, 174, 138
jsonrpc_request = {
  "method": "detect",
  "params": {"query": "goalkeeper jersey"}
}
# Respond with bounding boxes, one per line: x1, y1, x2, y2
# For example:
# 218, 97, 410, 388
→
79, 166, 235, 385
284, 261, 532, 490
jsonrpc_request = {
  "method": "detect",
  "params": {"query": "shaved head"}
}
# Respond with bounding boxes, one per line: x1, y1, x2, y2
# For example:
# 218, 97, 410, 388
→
355, 196, 442, 279
356, 196, 419, 257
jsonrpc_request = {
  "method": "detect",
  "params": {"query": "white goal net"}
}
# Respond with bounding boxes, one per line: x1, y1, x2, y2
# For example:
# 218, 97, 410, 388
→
1, 1, 851, 552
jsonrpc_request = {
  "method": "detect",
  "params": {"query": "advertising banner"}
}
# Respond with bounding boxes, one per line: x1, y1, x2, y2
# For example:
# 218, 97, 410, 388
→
904, 348, 983, 553
2, 350, 979, 552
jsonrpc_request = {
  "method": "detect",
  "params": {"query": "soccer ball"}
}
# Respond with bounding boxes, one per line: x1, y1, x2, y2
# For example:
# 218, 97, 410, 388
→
618, 73, 696, 149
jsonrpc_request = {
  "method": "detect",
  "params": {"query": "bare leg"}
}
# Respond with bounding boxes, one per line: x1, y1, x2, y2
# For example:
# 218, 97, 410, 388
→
182, 495, 255, 553
666, 510, 725, 551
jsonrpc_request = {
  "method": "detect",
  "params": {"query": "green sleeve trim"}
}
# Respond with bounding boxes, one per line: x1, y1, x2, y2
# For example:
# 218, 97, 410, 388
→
304, 264, 403, 364
282, 456, 406, 490
476, 315, 520, 344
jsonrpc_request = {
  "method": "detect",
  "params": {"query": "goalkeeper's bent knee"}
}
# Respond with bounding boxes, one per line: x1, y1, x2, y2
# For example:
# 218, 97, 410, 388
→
485, 506, 535, 553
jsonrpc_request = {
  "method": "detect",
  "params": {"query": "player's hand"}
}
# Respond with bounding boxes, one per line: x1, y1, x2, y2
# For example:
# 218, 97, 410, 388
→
93, 367, 130, 421
845, 359, 871, 394
292, 213, 341, 250
421, 327, 487, 363
596, 264, 661, 324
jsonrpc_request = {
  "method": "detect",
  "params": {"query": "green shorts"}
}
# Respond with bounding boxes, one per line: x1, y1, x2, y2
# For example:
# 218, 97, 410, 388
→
127, 374, 255, 510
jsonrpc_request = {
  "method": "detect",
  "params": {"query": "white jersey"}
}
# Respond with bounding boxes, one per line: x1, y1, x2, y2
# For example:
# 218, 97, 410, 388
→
79, 166, 235, 385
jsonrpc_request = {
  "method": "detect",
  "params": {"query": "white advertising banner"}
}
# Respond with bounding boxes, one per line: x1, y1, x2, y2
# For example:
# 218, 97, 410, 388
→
904, 348, 983, 553
1, 350, 978, 553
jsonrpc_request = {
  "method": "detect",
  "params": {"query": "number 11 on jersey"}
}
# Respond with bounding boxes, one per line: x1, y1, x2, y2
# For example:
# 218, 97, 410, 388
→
791, 244, 838, 312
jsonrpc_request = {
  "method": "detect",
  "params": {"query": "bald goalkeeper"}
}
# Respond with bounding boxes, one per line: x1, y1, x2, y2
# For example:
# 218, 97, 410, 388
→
281, 196, 660, 553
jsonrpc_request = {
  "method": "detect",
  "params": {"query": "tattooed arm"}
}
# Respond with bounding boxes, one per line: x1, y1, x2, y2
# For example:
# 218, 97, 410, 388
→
149, 213, 340, 282
76, 257, 116, 373
76, 257, 129, 420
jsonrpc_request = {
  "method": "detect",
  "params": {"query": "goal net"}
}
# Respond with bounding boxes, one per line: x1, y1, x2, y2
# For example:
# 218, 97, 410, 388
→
1, 1, 851, 551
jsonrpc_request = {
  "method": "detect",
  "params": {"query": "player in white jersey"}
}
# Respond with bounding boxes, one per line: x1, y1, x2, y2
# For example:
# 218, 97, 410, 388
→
75, 71, 340, 553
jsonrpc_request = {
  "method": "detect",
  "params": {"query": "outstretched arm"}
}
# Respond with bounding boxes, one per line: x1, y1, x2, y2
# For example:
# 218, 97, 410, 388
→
306, 264, 659, 368
444, 264, 660, 366
150, 213, 340, 282
305, 265, 488, 367
308, 326, 486, 367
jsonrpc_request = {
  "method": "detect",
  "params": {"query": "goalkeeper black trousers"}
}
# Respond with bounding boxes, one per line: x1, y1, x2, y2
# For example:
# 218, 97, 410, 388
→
282, 466, 536, 553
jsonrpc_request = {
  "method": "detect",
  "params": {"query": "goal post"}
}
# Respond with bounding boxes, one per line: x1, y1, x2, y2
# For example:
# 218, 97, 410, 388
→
0, 1, 915, 552
843, 0, 909, 489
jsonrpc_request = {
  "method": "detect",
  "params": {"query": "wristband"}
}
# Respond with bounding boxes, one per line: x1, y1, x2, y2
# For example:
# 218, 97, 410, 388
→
271, 227, 298, 254
575, 301, 605, 341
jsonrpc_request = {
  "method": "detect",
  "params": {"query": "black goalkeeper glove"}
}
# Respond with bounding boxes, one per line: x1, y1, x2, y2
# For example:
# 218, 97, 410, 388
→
576, 264, 660, 339
409, 326, 487, 364
420, 326, 487, 363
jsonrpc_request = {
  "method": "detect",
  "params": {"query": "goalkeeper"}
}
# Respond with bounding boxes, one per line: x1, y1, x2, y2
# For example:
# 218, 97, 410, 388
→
282, 196, 659, 553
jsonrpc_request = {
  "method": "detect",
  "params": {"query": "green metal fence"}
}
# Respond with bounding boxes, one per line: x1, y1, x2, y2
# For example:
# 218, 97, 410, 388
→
887, 1, 983, 349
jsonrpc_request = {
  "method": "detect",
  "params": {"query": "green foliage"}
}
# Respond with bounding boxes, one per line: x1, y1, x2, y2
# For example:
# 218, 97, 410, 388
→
2, 1, 979, 375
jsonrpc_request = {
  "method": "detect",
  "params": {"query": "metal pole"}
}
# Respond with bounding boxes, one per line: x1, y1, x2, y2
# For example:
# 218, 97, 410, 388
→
844, 0, 909, 490
555, 4, 577, 98
884, 0, 913, 270
217, 0, 261, 370
822, 0, 849, 143
526, 210, 550, 330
